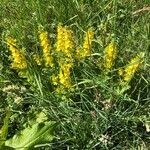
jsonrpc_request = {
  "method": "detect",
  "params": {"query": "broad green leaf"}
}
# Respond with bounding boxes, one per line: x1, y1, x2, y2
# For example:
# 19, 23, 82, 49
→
5, 121, 55, 150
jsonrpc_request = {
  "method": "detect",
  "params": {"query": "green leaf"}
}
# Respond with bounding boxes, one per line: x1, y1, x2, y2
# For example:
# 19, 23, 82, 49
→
5, 121, 55, 150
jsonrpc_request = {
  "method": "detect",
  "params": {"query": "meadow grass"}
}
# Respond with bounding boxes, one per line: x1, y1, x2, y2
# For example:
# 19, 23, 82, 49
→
0, 0, 150, 149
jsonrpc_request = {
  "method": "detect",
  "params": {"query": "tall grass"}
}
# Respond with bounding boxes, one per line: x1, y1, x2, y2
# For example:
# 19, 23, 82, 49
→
0, 0, 150, 149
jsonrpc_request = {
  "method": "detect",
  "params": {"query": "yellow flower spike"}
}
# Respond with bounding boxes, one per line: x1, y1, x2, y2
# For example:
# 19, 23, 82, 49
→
52, 56, 73, 91
58, 61, 73, 88
56, 24, 74, 57
56, 24, 65, 52
64, 27, 74, 56
39, 30, 53, 67
6, 37, 27, 69
76, 28, 94, 59
123, 52, 144, 82
55, 24, 74, 92
53, 60, 73, 92
59, 69, 72, 88
83, 28, 94, 51
104, 41, 117, 69
6, 37, 16, 47
55, 24, 75, 92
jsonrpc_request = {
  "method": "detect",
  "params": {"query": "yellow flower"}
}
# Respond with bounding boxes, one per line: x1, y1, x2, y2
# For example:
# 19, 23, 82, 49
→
39, 31, 53, 67
58, 58, 73, 88
56, 24, 65, 52
56, 24, 74, 57
59, 67, 72, 88
123, 53, 144, 82
64, 27, 74, 57
52, 58, 73, 92
76, 28, 94, 59
6, 37, 27, 69
54, 24, 74, 92
104, 42, 117, 69
83, 28, 94, 50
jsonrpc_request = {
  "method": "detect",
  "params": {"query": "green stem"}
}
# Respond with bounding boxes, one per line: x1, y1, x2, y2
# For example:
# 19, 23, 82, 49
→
0, 108, 11, 146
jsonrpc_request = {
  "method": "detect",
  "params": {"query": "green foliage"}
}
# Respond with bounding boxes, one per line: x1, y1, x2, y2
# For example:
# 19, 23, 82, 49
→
0, 0, 150, 149
5, 121, 55, 150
